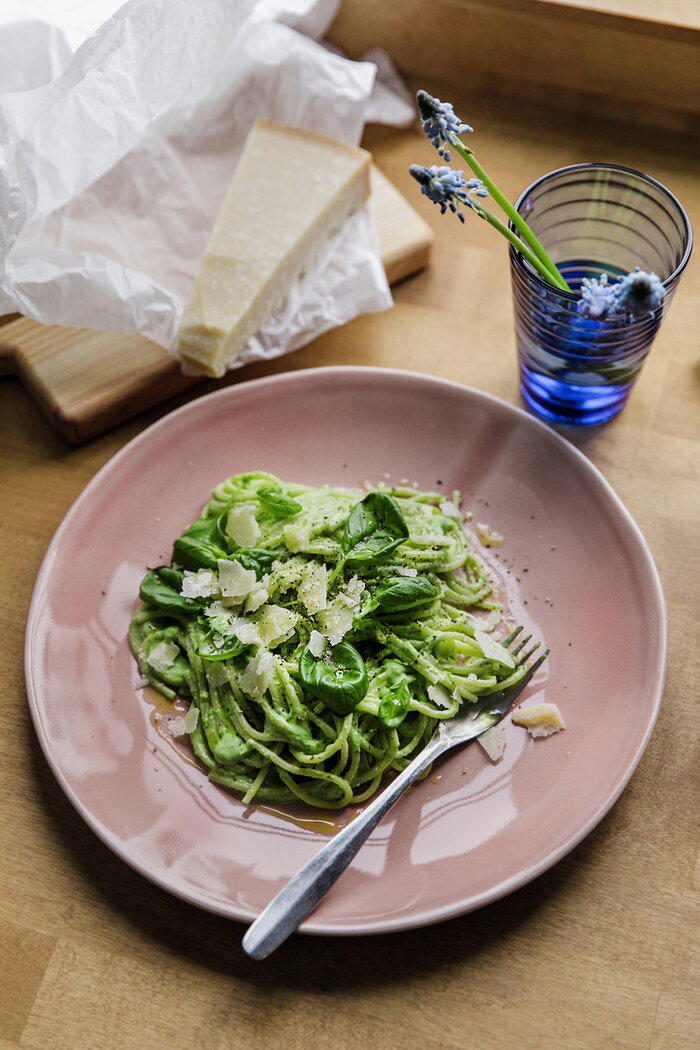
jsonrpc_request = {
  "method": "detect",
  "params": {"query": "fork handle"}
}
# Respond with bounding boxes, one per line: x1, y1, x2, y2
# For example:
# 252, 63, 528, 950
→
242, 733, 449, 959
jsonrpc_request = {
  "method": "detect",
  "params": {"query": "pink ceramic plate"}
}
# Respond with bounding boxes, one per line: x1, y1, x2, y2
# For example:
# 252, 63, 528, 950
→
25, 367, 666, 934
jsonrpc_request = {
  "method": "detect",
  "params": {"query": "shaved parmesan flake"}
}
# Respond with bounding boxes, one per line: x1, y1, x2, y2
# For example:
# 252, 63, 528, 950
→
439, 500, 462, 519
474, 629, 515, 668
469, 608, 503, 633
316, 576, 366, 645
226, 505, 260, 547
167, 707, 199, 737
147, 640, 180, 673
340, 576, 365, 608
239, 650, 276, 698
205, 663, 229, 688
283, 522, 310, 552
476, 522, 503, 547
217, 558, 257, 599
255, 605, 299, 647
395, 566, 418, 577
230, 619, 262, 647
512, 703, 566, 738
181, 568, 218, 599
478, 723, 507, 762
428, 683, 452, 709
317, 600, 355, 646
244, 577, 270, 613
298, 562, 328, 614
308, 630, 327, 657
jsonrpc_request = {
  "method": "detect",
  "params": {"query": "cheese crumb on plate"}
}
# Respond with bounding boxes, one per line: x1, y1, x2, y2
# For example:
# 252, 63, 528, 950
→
478, 723, 507, 762
476, 522, 504, 547
512, 702, 566, 738
167, 707, 199, 738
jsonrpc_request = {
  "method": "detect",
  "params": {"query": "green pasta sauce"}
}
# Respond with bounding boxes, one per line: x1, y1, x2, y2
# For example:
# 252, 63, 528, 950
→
130, 472, 525, 809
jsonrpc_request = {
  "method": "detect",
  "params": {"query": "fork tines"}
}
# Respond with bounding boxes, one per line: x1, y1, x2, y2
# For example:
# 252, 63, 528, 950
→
504, 625, 540, 665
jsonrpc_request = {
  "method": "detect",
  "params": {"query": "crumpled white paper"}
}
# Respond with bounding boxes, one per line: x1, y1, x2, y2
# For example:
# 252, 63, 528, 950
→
0, 0, 414, 368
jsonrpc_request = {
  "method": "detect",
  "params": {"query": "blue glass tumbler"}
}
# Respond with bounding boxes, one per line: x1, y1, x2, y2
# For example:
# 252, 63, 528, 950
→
509, 163, 692, 425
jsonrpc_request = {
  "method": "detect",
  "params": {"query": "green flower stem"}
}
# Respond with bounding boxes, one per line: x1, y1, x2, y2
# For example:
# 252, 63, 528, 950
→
449, 136, 571, 292
471, 199, 570, 289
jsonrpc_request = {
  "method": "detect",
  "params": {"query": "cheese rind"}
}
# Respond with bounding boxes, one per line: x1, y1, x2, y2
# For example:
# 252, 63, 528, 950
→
176, 120, 372, 377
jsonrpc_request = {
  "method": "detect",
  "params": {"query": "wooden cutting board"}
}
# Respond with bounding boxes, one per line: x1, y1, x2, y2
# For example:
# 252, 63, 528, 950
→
0, 167, 431, 444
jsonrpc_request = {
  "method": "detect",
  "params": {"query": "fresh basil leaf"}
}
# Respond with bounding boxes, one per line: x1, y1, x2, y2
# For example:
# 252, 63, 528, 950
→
173, 516, 227, 571
378, 680, 411, 728
372, 575, 439, 612
214, 512, 234, 550
258, 485, 302, 518
139, 567, 192, 612
377, 659, 413, 728
182, 516, 221, 542
231, 549, 277, 579
342, 492, 409, 565
173, 536, 226, 571
299, 641, 368, 716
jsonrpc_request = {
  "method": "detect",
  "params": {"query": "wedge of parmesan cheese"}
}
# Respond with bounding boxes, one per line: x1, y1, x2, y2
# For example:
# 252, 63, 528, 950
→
512, 702, 566, 738
176, 120, 371, 377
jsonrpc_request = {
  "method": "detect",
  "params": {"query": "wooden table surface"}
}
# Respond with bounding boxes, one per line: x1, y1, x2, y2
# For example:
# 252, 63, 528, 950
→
2, 57, 699, 1050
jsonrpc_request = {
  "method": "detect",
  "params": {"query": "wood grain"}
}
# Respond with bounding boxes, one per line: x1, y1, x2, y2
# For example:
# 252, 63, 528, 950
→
1, 4, 699, 1049
329, 0, 700, 136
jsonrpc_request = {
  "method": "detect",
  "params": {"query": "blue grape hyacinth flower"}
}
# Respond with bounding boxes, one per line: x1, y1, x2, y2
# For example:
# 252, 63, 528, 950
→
614, 268, 665, 316
416, 89, 473, 162
576, 273, 618, 320
410, 90, 571, 291
408, 165, 488, 223
577, 269, 665, 319
411, 89, 669, 309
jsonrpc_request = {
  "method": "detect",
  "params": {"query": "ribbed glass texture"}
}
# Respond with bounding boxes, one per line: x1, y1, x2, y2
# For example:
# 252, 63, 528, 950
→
509, 164, 692, 425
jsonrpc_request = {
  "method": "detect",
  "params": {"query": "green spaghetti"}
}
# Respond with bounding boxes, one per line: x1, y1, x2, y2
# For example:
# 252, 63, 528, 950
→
130, 471, 527, 809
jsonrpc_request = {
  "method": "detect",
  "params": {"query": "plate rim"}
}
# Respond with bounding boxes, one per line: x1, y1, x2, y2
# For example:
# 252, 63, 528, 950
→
24, 365, 668, 934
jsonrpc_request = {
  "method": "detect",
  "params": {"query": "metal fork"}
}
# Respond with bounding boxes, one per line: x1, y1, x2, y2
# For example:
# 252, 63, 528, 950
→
242, 629, 549, 959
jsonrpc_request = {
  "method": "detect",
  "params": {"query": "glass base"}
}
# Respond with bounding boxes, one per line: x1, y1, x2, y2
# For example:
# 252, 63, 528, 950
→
520, 365, 632, 426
